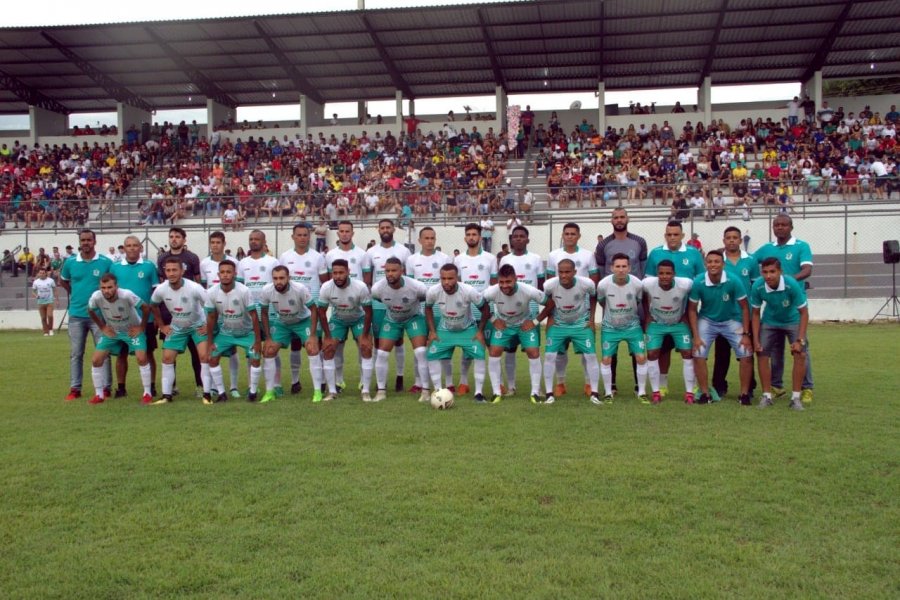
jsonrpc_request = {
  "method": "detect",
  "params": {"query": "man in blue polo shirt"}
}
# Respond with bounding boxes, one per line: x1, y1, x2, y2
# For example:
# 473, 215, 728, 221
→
59, 229, 112, 401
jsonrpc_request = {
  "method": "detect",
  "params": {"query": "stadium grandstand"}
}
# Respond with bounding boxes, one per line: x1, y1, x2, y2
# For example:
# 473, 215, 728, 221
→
0, 0, 898, 316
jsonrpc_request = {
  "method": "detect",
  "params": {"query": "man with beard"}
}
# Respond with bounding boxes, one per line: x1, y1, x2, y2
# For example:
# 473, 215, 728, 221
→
366, 219, 412, 393
199, 231, 241, 398
237, 230, 282, 394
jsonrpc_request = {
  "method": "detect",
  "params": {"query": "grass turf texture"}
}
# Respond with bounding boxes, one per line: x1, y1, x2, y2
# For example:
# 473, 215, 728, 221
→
1, 324, 897, 598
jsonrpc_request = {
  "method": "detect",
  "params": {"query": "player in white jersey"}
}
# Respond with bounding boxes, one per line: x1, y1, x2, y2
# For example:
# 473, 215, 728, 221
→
87, 274, 153, 404
452, 223, 497, 394
498, 225, 544, 396
150, 256, 212, 404
405, 226, 453, 389
484, 264, 547, 404
371, 258, 430, 402
643, 260, 695, 404
545, 222, 601, 399
540, 260, 601, 404
366, 219, 412, 393
260, 265, 324, 403
425, 264, 491, 403
317, 259, 374, 402
280, 223, 329, 395
200, 230, 242, 398
325, 220, 372, 390
32, 266, 57, 336
204, 260, 262, 404
596, 253, 648, 403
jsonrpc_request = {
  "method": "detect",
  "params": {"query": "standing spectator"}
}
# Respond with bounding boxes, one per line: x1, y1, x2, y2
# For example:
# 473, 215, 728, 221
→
686, 233, 703, 253
314, 219, 329, 253
32, 266, 57, 336
786, 96, 800, 126
505, 209, 522, 242
480, 214, 495, 252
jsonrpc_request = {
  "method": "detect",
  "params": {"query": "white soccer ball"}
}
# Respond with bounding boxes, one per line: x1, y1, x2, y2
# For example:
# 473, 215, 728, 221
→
430, 388, 455, 410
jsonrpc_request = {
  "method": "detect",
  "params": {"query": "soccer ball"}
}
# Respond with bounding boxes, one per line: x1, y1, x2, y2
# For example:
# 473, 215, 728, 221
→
430, 388, 455, 410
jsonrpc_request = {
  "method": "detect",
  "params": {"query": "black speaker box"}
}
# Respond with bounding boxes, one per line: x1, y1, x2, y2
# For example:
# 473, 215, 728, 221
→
883, 240, 900, 264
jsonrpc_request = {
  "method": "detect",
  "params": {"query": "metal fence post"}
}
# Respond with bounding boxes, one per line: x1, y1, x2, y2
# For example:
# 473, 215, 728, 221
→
843, 204, 849, 299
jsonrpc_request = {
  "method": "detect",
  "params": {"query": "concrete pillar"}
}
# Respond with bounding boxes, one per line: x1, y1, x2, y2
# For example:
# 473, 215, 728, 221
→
597, 81, 606, 135
495, 85, 508, 130
698, 76, 712, 126
358, 100, 367, 124
300, 94, 324, 138
207, 99, 231, 133
29, 105, 68, 145
395, 90, 404, 128
117, 102, 151, 145
804, 70, 823, 115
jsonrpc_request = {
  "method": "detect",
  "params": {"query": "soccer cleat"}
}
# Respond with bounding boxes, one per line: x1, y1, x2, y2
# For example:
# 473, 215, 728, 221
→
771, 387, 787, 399
247, 392, 258, 403
230, 388, 241, 399
504, 387, 517, 397
651, 391, 662, 405
758, 396, 774, 409
710, 388, 722, 403
418, 390, 431, 403
589, 392, 603, 406
194, 387, 203, 399
361, 392, 373, 403
291, 381, 302, 395
216, 393, 228, 404
49, 330, 54, 336
260, 391, 277, 404
103, 387, 112, 399
88, 394, 105, 405
374, 390, 387, 403
141, 393, 153, 405
312, 390, 324, 403
322, 392, 337, 402
739, 393, 752, 406
584, 383, 592, 397
65, 388, 82, 402
603, 394, 614, 405
202, 392, 213, 405
274, 386, 284, 398
336, 382, 346, 393
554, 383, 567, 397
457, 383, 470, 395
659, 386, 669, 398
638, 394, 650, 405
395, 376, 404, 392
473, 393, 487, 403
530, 394, 542, 404
491, 394, 502, 404
544, 393, 556, 405
152, 395, 173, 405
409, 385, 423, 393
801, 389, 813, 405
696, 393, 711, 405
684, 392, 695, 405
446, 385, 456, 393
114, 387, 128, 398
789, 398, 805, 411
150, 385, 158, 398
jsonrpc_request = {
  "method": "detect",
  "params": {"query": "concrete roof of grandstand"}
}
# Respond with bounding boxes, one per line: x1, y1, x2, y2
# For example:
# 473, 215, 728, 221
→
1, 0, 899, 115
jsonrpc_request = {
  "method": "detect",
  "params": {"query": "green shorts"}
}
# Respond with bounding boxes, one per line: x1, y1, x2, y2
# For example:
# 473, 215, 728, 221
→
37, 298, 55, 306
373, 308, 388, 338
330, 317, 366, 343
601, 325, 646, 358
381, 314, 427, 341
97, 331, 146, 355
646, 322, 692, 351
545, 323, 596, 355
212, 331, 260, 360
162, 327, 207, 353
427, 327, 486, 361
490, 323, 541, 350
271, 318, 312, 348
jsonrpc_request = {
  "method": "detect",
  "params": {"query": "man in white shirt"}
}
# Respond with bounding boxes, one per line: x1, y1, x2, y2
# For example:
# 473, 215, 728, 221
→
643, 261, 695, 404
200, 230, 242, 398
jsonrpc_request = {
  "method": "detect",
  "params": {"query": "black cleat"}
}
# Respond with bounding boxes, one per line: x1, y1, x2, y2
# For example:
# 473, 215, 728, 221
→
114, 387, 128, 398
473, 393, 487, 404
247, 392, 258, 402
697, 393, 711, 405
290, 381, 302, 395
395, 375, 404, 392
215, 393, 227, 403
739, 393, 752, 406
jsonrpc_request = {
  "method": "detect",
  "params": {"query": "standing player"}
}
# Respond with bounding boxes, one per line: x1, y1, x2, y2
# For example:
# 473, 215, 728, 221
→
546, 222, 600, 397
371, 258, 430, 402
643, 220, 705, 399
540, 259, 600, 405
751, 257, 809, 411
86, 274, 153, 404
150, 257, 212, 404
280, 223, 329, 395
596, 254, 649, 403
237, 230, 282, 394
642, 260, 695, 404
752, 214, 814, 404
60, 229, 112, 401
453, 223, 497, 394
317, 259, 374, 402
204, 260, 263, 404
425, 264, 491, 403
687, 250, 753, 405
498, 225, 544, 396
32, 266, 57, 336
484, 264, 546, 403
366, 219, 412, 392
200, 230, 241, 398
406, 226, 453, 389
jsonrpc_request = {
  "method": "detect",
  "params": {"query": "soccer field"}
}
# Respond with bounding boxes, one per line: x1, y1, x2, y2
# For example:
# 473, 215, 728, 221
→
1, 325, 898, 598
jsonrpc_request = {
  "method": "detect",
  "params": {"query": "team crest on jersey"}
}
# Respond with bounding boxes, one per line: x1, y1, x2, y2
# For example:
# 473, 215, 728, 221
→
682, 258, 689, 265
350, 258, 357, 264
305, 261, 311, 267
626, 293, 633, 301
673, 296, 681, 302
455, 301, 463, 308
723, 293, 730, 301
432, 262, 439, 269
402, 297, 409, 304
782, 299, 790, 307
516, 301, 523, 307
138, 272, 145, 279
232, 299, 240, 306
260, 265, 267, 272
181, 296, 187, 303
93, 269, 100, 276
742, 268, 749, 276
288, 299, 296, 306
524, 263, 531, 270
477, 264, 484, 270
575, 260, 582, 268
574, 293, 583, 302
785, 252, 793, 260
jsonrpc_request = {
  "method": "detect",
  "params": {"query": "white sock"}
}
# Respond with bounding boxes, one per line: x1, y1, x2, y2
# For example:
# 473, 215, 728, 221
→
162, 363, 176, 396
543, 352, 558, 394
488, 356, 503, 396
528, 357, 542, 395
249, 365, 261, 394
102, 357, 111, 389
308, 354, 323, 391
395, 344, 406, 380
504, 352, 517, 390
636, 361, 649, 395
660, 372, 669, 388
273, 354, 282, 387
264, 357, 277, 391
601, 363, 613, 395
460, 357, 472, 385
200, 362, 211, 394
290, 350, 302, 384
428, 359, 443, 389
228, 353, 240, 390
584, 354, 600, 393
323, 359, 337, 393
473, 359, 486, 396
555, 352, 568, 383
361, 356, 374, 394
91, 366, 104, 398
335, 343, 345, 384
209, 365, 225, 397
682, 360, 696, 392
139, 363, 152, 395
441, 359, 452, 387
414, 347, 430, 391
648, 359, 661, 392
375, 349, 391, 390
581, 354, 589, 385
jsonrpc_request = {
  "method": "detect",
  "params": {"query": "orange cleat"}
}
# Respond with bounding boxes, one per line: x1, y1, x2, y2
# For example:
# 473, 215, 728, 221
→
456, 384, 470, 395
554, 383, 567, 398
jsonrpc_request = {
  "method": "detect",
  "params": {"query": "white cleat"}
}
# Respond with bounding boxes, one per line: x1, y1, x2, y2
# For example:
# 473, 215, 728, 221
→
418, 389, 431, 403
322, 393, 337, 402
373, 390, 387, 403
361, 392, 373, 403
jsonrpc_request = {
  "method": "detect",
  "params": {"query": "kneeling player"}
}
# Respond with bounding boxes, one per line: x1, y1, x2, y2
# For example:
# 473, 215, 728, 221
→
643, 260, 696, 404
204, 260, 262, 403
751, 257, 809, 411
484, 264, 546, 404
87, 274, 153, 404
425, 264, 490, 403
260, 265, 323, 403
371, 257, 430, 403
540, 259, 601, 405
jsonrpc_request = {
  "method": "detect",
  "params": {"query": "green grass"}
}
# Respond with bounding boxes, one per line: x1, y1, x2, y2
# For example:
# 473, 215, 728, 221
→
1, 324, 898, 598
